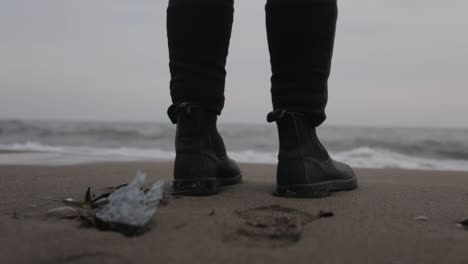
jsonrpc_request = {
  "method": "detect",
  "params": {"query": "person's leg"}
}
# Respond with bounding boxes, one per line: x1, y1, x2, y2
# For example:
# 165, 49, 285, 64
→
265, 0, 357, 197
266, 0, 337, 126
167, 0, 234, 114
167, 0, 241, 196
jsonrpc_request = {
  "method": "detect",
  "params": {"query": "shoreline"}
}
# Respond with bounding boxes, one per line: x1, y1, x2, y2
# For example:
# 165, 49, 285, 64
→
1, 162, 468, 263
1, 153, 468, 173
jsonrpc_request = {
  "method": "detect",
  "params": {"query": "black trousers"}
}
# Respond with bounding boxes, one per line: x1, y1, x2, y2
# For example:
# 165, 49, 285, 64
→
167, 0, 337, 126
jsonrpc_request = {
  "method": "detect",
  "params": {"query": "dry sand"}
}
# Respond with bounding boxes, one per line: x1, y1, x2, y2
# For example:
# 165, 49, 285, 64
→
1, 162, 468, 264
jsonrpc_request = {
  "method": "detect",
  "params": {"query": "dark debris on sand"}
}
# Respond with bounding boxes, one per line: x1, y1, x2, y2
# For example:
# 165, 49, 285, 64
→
458, 217, 468, 230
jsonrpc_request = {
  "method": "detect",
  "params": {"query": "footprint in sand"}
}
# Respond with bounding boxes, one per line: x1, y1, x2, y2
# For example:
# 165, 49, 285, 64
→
224, 205, 320, 248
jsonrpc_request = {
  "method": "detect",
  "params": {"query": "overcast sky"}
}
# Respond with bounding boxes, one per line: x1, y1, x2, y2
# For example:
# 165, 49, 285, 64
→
0, 0, 467, 127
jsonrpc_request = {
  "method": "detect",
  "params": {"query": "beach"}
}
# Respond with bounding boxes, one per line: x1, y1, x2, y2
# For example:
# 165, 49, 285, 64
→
1, 161, 467, 264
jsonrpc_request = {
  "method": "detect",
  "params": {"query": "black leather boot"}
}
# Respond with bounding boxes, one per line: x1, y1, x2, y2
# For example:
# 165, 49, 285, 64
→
168, 102, 242, 195
267, 109, 357, 198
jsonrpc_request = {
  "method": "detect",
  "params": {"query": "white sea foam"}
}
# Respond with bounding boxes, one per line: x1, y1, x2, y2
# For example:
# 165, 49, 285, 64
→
0, 142, 175, 165
1, 142, 468, 171
1, 141, 65, 153
332, 147, 468, 171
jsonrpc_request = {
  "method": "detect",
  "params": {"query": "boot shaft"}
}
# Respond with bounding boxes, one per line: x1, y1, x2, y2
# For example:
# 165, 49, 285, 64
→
168, 103, 227, 158
268, 109, 329, 161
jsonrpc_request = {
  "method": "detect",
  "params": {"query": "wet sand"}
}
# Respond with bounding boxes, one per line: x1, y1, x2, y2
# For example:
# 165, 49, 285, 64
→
1, 162, 468, 264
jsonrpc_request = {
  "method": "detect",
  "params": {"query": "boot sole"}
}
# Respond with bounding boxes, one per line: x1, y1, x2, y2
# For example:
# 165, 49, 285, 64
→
274, 176, 358, 198
173, 174, 242, 196
173, 178, 219, 196
218, 173, 243, 186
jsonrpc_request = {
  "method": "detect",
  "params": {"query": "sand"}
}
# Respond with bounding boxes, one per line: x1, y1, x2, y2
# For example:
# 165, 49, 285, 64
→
1, 162, 468, 264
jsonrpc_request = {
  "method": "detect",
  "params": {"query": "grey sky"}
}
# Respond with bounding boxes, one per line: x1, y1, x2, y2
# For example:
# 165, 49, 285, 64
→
0, 0, 467, 127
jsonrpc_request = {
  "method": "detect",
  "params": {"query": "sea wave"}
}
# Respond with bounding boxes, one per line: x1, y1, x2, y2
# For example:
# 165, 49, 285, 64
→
0, 141, 174, 159
1, 142, 468, 171
0, 120, 173, 140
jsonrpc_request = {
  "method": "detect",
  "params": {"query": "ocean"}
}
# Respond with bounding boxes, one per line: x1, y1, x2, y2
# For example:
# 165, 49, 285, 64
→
1, 119, 468, 171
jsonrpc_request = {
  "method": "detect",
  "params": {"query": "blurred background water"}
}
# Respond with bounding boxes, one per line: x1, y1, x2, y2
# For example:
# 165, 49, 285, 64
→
1, 119, 468, 171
